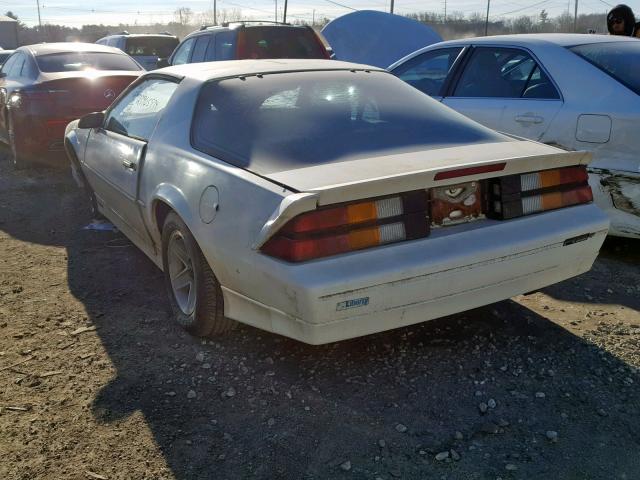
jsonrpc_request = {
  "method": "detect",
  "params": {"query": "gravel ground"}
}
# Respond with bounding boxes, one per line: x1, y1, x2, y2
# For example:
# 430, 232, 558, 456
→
1, 156, 639, 480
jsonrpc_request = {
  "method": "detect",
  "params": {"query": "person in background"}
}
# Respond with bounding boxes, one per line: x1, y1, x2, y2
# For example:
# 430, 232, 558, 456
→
607, 5, 637, 36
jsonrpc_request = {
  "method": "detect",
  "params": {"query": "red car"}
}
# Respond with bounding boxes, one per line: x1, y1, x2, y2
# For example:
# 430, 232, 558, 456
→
0, 42, 143, 168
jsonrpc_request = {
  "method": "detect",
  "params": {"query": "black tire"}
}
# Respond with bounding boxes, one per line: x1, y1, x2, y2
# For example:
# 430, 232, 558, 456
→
161, 212, 236, 337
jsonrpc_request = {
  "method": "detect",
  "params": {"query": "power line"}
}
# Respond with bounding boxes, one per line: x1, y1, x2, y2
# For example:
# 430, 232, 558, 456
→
490, 0, 553, 17
321, 0, 358, 12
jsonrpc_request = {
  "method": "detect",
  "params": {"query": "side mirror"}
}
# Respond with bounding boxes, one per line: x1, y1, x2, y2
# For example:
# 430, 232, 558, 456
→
78, 111, 105, 129
157, 58, 170, 69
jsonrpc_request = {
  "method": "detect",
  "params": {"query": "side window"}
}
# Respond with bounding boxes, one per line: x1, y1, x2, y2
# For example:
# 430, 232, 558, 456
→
191, 36, 211, 63
1, 54, 17, 77
21, 57, 37, 80
105, 79, 179, 141
9, 54, 25, 78
172, 38, 196, 65
454, 47, 559, 99
392, 47, 463, 97
214, 31, 235, 61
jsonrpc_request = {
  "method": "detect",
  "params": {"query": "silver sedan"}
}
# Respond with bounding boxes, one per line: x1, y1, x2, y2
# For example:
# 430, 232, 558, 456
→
65, 59, 607, 344
389, 34, 640, 238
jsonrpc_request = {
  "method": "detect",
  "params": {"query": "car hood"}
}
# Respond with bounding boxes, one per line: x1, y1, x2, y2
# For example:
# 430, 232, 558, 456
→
321, 10, 442, 68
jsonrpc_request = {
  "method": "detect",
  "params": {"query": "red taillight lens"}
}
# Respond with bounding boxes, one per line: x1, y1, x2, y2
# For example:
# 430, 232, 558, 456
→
262, 191, 429, 262
488, 165, 592, 219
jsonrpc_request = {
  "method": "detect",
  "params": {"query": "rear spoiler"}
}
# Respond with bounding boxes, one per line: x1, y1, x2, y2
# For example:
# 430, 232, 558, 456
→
253, 141, 591, 249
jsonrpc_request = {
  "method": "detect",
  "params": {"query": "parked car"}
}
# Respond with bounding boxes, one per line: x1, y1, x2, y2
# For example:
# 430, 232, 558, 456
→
162, 22, 329, 68
96, 32, 179, 70
0, 42, 143, 168
0, 49, 14, 66
388, 34, 640, 238
65, 59, 608, 344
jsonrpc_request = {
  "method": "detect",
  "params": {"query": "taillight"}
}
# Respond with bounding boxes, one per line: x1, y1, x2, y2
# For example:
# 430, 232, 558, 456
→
10, 89, 69, 110
488, 165, 592, 219
262, 191, 429, 262
236, 30, 247, 59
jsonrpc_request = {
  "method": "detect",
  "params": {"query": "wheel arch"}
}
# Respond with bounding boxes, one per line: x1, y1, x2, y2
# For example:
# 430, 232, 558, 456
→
151, 183, 195, 237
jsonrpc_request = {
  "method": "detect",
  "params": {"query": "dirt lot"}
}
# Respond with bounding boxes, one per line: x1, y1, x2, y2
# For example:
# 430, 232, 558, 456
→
1, 155, 639, 480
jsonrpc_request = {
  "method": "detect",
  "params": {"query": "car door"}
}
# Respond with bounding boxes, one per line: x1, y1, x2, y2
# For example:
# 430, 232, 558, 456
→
443, 46, 562, 140
390, 47, 465, 100
82, 77, 179, 247
189, 35, 212, 63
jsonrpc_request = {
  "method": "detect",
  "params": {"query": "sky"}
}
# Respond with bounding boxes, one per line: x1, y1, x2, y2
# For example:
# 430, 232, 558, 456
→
6, 0, 640, 28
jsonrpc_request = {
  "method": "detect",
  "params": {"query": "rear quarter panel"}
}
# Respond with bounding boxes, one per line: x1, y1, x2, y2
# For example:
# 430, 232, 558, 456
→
139, 77, 293, 288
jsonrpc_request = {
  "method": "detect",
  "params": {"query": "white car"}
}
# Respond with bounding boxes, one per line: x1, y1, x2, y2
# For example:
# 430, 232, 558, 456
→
65, 59, 607, 344
389, 34, 640, 238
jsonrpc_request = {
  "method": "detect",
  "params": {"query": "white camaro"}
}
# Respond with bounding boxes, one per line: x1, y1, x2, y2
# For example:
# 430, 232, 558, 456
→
389, 34, 640, 239
65, 59, 608, 344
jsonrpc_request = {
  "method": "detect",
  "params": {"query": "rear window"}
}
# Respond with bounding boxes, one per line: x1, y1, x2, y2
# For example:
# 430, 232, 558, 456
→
192, 70, 509, 175
36, 52, 142, 72
125, 36, 179, 58
239, 27, 327, 59
569, 42, 640, 95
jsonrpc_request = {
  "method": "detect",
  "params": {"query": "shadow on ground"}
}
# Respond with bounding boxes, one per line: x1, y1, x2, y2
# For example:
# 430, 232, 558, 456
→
1, 158, 639, 480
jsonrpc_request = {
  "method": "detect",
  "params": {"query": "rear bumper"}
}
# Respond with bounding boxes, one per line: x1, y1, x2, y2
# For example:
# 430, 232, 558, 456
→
220, 204, 608, 344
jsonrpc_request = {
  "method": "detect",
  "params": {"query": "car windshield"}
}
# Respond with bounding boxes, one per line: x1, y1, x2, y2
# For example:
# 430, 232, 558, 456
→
239, 27, 327, 59
192, 70, 509, 175
125, 37, 179, 58
569, 42, 640, 95
36, 52, 142, 72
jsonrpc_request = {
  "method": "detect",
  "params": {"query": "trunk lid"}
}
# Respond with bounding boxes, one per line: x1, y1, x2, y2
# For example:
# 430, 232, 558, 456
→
266, 141, 590, 205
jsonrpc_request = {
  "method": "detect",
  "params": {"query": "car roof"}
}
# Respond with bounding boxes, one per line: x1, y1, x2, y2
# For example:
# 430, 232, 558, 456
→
185, 23, 312, 38
433, 33, 639, 48
105, 33, 177, 39
159, 59, 384, 81
20, 42, 125, 56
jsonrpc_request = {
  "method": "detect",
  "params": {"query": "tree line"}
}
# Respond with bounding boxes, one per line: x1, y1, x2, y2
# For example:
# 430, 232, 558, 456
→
6, 8, 608, 46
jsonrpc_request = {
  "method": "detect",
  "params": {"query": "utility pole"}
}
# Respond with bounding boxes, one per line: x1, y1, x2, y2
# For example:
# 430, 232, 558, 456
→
36, 0, 42, 29
390, 0, 394, 14
283, 0, 288, 22
312, 9, 315, 27
213, 0, 217, 25
444, 0, 447, 23
484, 0, 490, 36
573, 0, 578, 32
275, 0, 278, 22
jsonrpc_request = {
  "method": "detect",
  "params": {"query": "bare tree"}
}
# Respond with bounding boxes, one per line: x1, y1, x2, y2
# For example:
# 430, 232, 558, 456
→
174, 7, 194, 25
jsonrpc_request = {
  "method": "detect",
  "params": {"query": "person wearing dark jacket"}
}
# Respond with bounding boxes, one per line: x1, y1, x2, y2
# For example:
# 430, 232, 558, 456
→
607, 4, 637, 36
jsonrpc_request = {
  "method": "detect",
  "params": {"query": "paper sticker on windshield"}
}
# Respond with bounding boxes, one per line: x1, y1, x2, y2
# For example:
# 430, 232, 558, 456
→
336, 297, 370, 311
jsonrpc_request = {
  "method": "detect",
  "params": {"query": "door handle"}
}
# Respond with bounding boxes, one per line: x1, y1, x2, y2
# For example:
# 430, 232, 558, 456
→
122, 159, 137, 171
515, 114, 544, 124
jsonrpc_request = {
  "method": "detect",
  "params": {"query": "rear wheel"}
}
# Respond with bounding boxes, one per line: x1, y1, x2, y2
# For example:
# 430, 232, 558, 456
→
161, 212, 236, 337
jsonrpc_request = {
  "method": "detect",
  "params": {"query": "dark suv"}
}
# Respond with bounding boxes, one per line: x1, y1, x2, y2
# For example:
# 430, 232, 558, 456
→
163, 22, 329, 67
96, 32, 179, 70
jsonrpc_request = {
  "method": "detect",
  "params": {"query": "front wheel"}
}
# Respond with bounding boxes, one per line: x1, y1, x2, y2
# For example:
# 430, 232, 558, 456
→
161, 212, 236, 337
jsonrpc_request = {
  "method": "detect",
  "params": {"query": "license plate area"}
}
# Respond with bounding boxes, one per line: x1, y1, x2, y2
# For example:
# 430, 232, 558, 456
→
429, 181, 485, 227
